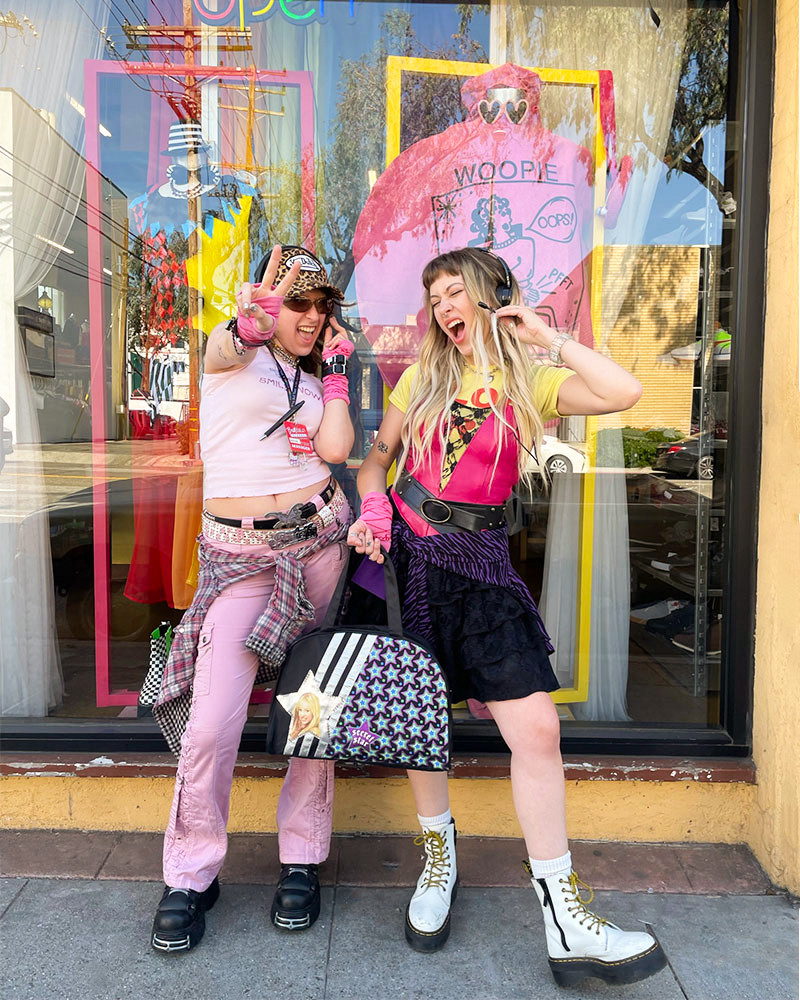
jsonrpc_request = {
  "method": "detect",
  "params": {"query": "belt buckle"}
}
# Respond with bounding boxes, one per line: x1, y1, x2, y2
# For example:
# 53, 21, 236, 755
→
269, 521, 318, 550
269, 503, 305, 530
420, 498, 452, 524
318, 504, 335, 528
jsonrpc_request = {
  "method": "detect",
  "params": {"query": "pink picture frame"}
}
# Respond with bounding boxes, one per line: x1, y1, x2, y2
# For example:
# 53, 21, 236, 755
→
84, 60, 316, 705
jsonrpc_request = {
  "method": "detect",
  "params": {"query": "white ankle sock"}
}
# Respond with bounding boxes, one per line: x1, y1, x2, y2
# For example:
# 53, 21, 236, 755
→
418, 809, 452, 832
529, 851, 572, 879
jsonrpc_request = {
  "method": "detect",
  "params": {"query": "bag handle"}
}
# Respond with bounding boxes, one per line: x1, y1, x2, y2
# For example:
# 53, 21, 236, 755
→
321, 548, 403, 635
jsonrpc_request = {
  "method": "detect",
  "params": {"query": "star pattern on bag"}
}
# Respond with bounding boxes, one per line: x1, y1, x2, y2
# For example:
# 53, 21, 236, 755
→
325, 637, 449, 769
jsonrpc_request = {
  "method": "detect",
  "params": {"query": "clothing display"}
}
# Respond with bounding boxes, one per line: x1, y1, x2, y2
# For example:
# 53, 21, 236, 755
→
171, 467, 204, 610
354, 63, 603, 387
123, 475, 178, 607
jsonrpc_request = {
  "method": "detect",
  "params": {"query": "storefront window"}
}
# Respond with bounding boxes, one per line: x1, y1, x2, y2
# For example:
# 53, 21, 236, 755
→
0, 1, 746, 749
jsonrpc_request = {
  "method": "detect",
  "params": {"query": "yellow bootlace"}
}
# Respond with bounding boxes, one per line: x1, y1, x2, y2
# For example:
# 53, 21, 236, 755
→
560, 872, 609, 934
414, 830, 451, 889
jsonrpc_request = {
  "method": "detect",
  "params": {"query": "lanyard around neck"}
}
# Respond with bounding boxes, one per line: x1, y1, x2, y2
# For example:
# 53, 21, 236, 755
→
273, 355, 302, 408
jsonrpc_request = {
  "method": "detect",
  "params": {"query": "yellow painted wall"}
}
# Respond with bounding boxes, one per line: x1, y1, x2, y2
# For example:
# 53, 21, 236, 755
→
0, 772, 754, 846
749, 0, 800, 896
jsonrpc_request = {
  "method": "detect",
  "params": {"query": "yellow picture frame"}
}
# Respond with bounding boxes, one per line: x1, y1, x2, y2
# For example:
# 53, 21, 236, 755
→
383, 55, 610, 704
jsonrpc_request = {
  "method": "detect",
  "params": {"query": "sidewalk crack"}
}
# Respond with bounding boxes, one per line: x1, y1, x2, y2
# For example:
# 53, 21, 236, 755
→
646, 921, 690, 999
94, 833, 119, 878
0, 879, 29, 920
322, 886, 336, 1000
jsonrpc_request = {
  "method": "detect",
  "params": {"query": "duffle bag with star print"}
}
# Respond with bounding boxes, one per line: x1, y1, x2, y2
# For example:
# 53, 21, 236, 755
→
265, 550, 451, 771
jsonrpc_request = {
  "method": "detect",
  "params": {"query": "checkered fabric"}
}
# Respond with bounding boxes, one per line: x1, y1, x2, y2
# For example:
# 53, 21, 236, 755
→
152, 515, 348, 757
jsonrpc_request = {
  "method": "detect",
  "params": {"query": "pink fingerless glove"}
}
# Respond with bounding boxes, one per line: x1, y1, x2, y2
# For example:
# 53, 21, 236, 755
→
235, 294, 285, 347
359, 491, 393, 550
322, 336, 355, 360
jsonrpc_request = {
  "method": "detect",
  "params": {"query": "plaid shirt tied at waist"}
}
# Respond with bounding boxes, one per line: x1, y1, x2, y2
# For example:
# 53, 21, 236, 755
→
152, 516, 348, 750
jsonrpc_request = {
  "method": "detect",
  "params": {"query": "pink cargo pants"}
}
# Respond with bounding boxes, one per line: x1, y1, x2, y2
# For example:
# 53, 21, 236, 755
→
162, 532, 348, 892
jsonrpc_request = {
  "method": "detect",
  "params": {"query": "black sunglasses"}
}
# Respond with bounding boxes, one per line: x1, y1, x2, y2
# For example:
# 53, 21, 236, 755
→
284, 295, 335, 316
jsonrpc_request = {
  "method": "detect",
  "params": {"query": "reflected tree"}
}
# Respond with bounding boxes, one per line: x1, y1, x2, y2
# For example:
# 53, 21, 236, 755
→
322, 5, 488, 292
663, 7, 733, 215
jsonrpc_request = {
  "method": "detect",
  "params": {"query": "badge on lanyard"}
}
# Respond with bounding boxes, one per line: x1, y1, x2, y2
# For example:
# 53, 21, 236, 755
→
284, 421, 313, 467
268, 355, 314, 468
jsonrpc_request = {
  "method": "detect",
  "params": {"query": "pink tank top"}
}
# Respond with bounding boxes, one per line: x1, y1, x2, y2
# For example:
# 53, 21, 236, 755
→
200, 347, 329, 501
393, 407, 519, 537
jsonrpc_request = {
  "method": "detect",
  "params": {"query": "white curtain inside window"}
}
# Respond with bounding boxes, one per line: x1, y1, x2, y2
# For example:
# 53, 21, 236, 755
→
500, 0, 688, 719
0, 4, 105, 715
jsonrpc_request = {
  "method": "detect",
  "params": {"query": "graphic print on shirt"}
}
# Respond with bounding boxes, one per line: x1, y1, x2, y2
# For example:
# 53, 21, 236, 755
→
441, 369, 500, 487
432, 189, 583, 331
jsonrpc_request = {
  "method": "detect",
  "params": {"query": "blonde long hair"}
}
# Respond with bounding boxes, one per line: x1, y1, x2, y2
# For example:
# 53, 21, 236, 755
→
397, 248, 546, 489
289, 692, 321, 740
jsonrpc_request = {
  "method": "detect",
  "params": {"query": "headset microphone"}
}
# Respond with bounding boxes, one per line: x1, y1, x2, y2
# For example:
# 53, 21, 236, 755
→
476, 247, 513, 307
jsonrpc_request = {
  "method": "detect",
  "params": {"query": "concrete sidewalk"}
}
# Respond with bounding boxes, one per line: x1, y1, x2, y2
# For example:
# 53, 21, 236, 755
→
1, 833, 797, 1000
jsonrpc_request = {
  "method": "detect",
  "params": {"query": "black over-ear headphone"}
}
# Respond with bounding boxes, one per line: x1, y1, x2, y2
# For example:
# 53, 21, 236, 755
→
476, 247, 513, 307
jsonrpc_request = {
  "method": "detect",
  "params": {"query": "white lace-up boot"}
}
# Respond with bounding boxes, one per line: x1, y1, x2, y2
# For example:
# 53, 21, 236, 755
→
527, 863, 667, 986
405, 821, 458, 952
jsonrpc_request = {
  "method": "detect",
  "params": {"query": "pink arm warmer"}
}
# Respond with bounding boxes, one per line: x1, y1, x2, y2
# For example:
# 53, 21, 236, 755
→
321, 335, 355, 405
359, 491, 393, 549
322, 374, 350, 405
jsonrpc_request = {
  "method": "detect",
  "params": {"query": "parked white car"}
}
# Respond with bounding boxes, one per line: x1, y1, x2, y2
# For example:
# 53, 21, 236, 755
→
529, 436, 587, 475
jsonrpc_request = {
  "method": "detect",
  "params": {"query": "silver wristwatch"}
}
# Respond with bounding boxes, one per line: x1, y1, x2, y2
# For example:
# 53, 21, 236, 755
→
548, 331, 573, 365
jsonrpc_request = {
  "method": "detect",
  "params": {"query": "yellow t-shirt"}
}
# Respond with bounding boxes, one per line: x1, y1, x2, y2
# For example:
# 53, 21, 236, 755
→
389, 362, 573, 488
389, 361, 571, 419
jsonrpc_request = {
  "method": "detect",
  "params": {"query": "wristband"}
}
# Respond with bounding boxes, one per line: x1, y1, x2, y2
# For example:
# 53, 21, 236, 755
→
548, 331, 573, 365
322, 355, 348, 377
226, 317, 256, 353
322, 373, 350, 405
360, 491, 393, 549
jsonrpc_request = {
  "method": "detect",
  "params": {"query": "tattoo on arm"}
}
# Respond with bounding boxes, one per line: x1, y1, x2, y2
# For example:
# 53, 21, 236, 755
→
377, 440, 389, 454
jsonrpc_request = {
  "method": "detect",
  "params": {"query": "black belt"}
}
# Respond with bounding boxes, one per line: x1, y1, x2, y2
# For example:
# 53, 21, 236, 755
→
393, 471, 506, 534
205, 479, 336, 529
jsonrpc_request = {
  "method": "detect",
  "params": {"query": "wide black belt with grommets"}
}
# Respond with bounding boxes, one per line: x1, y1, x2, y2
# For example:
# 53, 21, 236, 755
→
393, 470, 507, 534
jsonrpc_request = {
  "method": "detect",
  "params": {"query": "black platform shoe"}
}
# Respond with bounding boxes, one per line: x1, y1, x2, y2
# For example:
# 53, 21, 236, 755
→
151, 877, 220, 953
270, 864, 321, 931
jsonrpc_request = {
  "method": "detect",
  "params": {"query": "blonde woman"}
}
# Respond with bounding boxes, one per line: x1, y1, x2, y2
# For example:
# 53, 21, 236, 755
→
347, 248, 666, 988
288, 692, 322, 742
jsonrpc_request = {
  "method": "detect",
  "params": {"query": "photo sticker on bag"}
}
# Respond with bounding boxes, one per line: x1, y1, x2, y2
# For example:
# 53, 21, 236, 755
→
277, 670, 343, 753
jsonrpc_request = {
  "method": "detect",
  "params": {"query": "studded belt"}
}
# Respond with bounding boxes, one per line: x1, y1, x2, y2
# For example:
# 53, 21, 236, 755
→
202, 484, 347, 548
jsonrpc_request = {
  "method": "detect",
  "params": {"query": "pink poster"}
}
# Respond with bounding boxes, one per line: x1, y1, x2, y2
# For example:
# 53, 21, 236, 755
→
354, 63, 599, 387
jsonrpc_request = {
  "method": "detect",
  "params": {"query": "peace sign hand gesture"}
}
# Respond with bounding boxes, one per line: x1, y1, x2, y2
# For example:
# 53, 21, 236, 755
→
235, 245, 302, 339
